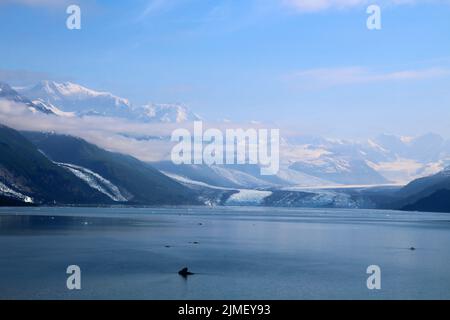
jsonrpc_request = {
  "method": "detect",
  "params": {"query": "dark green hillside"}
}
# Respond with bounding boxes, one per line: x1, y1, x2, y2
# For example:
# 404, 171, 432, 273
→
0, 124, 112, 204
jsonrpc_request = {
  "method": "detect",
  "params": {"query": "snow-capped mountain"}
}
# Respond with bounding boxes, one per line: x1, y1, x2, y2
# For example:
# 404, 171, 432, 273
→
280, 137, 391, 185
31, 99, 75, 117
153, 161, 334, 190
136, 103, 201, 123
17, 80, 132, 118
289, 156, 388, 185
283, 133, 450, 185
15, 80, 201, 124
373, 133, 449, 163
152, 131, 450, 191
0, 82, 56, 115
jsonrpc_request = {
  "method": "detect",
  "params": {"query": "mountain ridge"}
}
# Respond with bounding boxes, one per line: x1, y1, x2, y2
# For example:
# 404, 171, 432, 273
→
16, 80, 200, 123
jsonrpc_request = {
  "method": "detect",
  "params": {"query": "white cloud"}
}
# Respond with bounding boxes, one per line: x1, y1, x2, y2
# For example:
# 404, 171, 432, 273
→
285, 66, 450, 89
0, 100, 176, 162
0, 100, 279, 163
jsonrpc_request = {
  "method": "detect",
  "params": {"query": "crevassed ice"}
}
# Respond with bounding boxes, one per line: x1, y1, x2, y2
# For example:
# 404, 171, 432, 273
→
226, 189, 272, 205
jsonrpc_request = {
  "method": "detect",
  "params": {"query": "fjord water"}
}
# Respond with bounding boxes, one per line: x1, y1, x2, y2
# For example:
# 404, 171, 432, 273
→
0, 206, 449, 299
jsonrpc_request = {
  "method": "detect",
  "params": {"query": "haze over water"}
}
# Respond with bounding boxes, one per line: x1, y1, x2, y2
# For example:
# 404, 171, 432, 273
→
1, 206, 449, 300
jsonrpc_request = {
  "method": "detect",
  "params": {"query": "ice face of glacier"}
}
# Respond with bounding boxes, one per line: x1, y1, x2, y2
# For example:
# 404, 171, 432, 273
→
225, 189, 272, 206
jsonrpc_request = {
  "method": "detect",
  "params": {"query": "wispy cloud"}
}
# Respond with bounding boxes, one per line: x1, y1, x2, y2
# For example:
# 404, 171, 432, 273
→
136, 0, 167, 21
285, 66, 450, 89
134, 0, 278, 34
136, 0, 187, 22
281, 0, 431, 12
283, 0, 367, 12
0, 0, 73, 8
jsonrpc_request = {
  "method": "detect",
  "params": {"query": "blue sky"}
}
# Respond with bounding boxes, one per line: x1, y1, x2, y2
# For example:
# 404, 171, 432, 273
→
1, 0, 450, 138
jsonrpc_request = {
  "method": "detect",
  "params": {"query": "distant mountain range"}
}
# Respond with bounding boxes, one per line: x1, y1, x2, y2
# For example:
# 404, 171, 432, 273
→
284, 134, 450, 184
155, 133, 450, 189
1, 79, 450, 212
3, 79, 450, 183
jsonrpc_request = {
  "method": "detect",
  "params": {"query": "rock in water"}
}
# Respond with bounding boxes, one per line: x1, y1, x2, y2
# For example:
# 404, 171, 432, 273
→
178, 267, 194, 277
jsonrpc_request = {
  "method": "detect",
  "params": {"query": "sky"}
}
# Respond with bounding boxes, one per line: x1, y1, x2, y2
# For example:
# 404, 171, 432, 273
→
0, 0, 450, 138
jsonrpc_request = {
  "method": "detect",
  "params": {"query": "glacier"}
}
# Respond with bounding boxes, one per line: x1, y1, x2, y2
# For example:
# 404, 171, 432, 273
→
0, 181, 33, 203
56, 162, 128, 202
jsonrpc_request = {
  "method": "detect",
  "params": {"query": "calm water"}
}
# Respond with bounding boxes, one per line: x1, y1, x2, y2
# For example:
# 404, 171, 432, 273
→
0, 206, 450, 300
